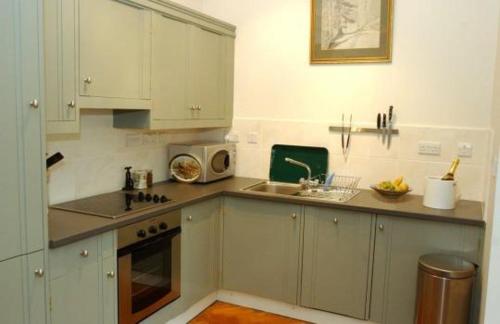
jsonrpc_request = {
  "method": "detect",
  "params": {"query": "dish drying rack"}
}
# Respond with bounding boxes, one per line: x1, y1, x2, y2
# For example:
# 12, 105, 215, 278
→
299, 175, 361, 203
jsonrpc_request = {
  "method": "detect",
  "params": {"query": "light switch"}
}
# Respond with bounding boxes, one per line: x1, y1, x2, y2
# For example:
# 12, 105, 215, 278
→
457, 142, 473, 158
247, 132, 259, 144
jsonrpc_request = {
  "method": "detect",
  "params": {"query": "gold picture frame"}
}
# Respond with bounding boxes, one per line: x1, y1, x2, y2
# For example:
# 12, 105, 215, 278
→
310, 0, 393, 64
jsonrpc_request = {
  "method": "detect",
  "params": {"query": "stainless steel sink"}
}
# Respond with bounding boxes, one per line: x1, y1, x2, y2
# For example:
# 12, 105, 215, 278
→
243, 181, 360, 203
243, 182, 302, 196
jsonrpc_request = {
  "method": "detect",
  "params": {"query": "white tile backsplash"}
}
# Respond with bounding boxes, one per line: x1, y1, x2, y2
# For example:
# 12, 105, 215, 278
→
227, 118, 492, 201
47, 110, 225, 204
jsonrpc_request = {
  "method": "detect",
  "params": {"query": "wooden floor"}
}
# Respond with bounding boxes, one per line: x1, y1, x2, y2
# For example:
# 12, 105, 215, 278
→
189, 301, 311, 324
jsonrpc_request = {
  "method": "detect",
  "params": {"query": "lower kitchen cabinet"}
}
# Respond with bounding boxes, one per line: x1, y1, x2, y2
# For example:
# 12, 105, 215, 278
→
181, 198, 221, 306
0, 250, 47, 324
222, 197, 302, 304
49, 231, 117, 324
370, 216, 483, 324
301, 207, 373, 319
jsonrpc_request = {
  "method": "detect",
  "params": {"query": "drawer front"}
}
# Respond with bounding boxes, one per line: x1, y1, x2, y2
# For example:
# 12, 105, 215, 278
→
49, 236, 99, 279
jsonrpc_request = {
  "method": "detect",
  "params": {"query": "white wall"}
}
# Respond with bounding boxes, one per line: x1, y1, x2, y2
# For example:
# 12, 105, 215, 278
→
203, 0, 500, 127
201, 0, 500, 201
47, 111, 224, 204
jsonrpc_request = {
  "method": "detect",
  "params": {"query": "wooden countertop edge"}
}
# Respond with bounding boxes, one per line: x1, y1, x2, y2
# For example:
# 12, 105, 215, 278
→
48, 178, 485, 249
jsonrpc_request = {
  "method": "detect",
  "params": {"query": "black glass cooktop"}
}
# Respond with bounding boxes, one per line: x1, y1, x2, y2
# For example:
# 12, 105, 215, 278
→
50, 190, 171, 219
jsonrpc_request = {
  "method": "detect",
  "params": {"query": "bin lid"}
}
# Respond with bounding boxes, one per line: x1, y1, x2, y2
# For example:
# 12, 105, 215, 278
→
418, 254, 476, 279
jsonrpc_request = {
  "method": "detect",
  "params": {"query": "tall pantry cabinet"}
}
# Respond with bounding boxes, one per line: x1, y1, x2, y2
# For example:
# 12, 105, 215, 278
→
0, 0, 48, 323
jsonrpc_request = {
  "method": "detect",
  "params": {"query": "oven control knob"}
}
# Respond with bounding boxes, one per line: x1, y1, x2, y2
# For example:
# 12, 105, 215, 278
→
137, 191, 145, 202
160, 195, 168, 203
145, 193, 152, 202
153, 195, 160, 203
148, 225, 158, 234
159, 222, 168, 230
137, 229, 147, 238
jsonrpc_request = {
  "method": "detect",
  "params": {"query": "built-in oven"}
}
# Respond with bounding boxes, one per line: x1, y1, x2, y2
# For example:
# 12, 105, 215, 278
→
117, 210, 181, 324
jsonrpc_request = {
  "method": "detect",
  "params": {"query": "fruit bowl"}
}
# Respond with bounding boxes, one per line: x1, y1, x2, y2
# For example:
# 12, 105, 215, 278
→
371, 177, 411, 198
370, 185, 412, 198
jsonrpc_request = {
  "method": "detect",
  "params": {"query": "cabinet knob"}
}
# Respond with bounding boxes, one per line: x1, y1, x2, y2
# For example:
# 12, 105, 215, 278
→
190, 105, 195, 111
196, 105, 202, 111
187, 215, 193, 221
30, 99, 39, 109
67, 100, 76, 108
80, 250, 89, 257
291, 213, 297, 220
378, 224, 384, 231
84, 77, 93, 84
34, 269, 44, 277
333, 218, 338, 224
107, 271, 115, 278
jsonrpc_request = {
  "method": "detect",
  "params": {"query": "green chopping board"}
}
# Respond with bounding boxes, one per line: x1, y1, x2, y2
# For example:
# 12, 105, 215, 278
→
269, 145, 328, 184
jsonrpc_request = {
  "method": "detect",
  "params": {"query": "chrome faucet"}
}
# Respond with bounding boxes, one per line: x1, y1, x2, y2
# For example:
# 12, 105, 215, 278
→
284, 157, 318, 189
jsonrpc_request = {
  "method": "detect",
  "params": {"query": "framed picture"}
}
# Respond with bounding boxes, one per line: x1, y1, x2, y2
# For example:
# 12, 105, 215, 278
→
310, 0, 393, 64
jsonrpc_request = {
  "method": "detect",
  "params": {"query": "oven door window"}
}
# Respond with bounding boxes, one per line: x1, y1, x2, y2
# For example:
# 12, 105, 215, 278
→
131, 235, 173, 313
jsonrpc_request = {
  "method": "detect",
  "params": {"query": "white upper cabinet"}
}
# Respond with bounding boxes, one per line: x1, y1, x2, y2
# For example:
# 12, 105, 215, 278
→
1, 0, 45, 261
78, 0, 152, 109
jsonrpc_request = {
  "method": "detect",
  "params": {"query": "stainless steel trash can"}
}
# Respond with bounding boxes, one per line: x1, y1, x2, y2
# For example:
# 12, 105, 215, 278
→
415, 254, 476, 324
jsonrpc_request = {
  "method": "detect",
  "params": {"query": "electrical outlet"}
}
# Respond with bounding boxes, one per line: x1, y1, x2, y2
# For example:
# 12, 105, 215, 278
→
418, 141, 441, 156
457, 142, 473, 158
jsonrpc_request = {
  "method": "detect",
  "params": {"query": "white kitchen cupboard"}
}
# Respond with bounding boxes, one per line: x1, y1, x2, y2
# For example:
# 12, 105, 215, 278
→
0, 0, 46, 262
0, 251, 47, 324
301, 207, 374, 320
44, 0, 153, 126
370, 216, 483, 324
222, 197, 302, 304
78, 0, 152, 109
113, 11, 235, 130
49, 232, 117, 324
44, 0, 79, 134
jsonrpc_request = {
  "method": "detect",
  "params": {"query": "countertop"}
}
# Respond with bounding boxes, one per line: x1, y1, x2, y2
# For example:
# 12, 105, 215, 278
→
48, 177, 484, 248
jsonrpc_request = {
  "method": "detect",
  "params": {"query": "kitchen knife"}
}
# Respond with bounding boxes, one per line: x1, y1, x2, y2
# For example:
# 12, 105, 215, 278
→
382, 113, 387, 144
387, 106, 394, 149
341, 113, 345, 154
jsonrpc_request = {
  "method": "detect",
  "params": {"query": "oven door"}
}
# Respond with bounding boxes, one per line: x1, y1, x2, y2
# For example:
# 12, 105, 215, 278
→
118, 228, 180, 324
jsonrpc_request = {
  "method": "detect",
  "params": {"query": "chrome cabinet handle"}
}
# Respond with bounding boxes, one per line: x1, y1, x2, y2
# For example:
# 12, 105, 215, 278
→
333, 218, 338, 224
84, 77, 93, 84
107, 271, 115, 278
80, 250, 89, 257
34, 269, 44, 277
378, 224, 384, 231
30, 99, 39, 109
67, 100, 76, 108
187, 215, 193, 221
291, 213, 297, 220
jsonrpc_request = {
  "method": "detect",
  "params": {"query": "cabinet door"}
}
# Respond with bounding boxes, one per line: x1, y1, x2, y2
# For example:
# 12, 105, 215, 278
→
301, 207, 373, 319
151, 14, 190, 121
0, 0, 44, 261
50, 256, 101, 324
102, 256, 117, 324
26, 251, 47, 324
370, 216, 483, 324
44, 0, 79, 134
79, 0, 151, 101
222, 197, 301, 304
0, 251, 46, 324
189, 26, 225, 120
0, 257, 26, 323
182, 198, 221, 306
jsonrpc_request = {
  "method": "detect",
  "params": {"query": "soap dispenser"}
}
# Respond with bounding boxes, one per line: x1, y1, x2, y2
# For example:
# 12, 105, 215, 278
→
123, 166, 134, 191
